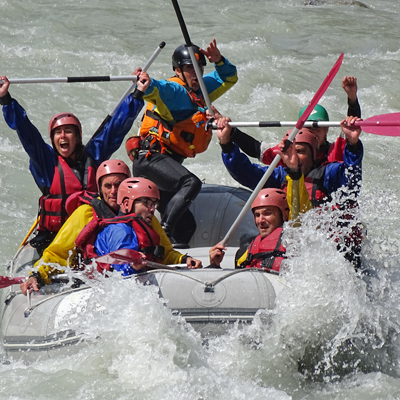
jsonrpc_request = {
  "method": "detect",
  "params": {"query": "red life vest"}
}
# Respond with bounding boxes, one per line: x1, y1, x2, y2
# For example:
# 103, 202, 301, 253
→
244, 228, 286, 272
261, 138, 346, 168
75, 213, 164, 274
38, 155, 97, 232
318, 137, 346, 166
139, 76, 212, 158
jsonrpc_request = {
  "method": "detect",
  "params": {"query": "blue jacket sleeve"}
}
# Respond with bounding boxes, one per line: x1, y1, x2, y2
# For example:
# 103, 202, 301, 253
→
85, 94, 144, 166
221, 143, 286, 190
323, 141, 363, 196
203, 57, 238, 102
2, 99, 56, 191
143, 57, 237, 122
94, 224, 140, 276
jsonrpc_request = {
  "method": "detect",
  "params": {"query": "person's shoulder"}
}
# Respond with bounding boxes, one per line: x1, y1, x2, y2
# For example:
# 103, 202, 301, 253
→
69, 203, 95, 222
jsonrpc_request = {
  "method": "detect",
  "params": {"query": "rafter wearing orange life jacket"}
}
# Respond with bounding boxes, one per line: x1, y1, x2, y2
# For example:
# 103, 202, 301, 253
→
38, 155, 97, 233
139, 77, 212, 159
241, 228, 286, 272
75, 212, 164, 274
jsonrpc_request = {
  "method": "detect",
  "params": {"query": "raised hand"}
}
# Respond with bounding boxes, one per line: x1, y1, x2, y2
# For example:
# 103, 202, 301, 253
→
200, 39, 222, 64
342, 76, 358, 103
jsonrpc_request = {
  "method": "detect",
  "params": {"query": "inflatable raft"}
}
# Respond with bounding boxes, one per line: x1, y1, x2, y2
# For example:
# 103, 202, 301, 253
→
0, 184, 287, 360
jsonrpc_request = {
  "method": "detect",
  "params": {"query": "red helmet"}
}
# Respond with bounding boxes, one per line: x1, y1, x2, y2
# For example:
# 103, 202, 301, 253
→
284, 128, 318, 161
48, 112, 82, 141
117, 178, 160, 213
96, 159, 131, 192
251, 188, 289, 222
125, 135, 140, 162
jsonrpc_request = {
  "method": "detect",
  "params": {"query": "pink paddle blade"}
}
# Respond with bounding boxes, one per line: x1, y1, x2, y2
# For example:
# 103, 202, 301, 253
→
95, 249, 143, 265
0, 276, 25, 289
296, 53, 344, 130
358, 113, 400, 136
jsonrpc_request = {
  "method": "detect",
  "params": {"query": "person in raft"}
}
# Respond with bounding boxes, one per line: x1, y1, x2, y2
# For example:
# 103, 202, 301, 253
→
0, 69, 150, 253
209, 188, 290, 271
216, 115, 364, 268
20, 160, 201, 295
125, 39, 238, 246
224, 76, 361, 168
75, 177, 201, 275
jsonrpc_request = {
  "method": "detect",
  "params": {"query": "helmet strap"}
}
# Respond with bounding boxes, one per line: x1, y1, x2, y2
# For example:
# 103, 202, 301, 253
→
175, 68, 190, 89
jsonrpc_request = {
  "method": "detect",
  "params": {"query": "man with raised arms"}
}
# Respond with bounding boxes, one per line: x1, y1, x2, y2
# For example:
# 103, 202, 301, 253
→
0, 70, 150, 253
126, 39, 238, 245
226, 76, 361, 168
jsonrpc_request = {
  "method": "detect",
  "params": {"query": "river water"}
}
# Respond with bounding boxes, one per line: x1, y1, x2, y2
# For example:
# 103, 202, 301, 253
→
1, 0, 400, 398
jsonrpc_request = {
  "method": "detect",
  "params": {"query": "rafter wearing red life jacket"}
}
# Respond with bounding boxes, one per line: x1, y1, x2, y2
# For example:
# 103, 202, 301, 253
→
139, 76, 212, 159
75, 212, 164, 274
242, 228, 286, 272
38, 155, 97, 232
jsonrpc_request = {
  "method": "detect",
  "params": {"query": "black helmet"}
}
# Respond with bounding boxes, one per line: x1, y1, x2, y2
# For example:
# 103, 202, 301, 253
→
172, 44, 207, 71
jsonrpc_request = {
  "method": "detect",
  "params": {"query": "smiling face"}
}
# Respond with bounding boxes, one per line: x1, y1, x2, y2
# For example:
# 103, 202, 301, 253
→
100, 173, 127, 212
52, 124, 79, 159
175, 64, 203, 92
253, 205, 283, 239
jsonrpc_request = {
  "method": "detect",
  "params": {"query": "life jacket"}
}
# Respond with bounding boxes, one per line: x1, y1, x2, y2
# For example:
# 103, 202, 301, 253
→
38, 155, 97, 232
282, 165, 331, 208
317, 137, 346, 166
303, 165, 332, 207
75, 212, 164, 274
139, 76, 212, 158
242, 228, 286, 272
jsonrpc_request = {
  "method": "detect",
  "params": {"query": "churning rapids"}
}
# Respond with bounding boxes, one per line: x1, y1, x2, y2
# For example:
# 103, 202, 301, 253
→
1, 0, 400, 399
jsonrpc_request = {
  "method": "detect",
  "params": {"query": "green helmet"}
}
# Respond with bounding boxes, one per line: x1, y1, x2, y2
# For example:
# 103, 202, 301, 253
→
298, 104, 329, 122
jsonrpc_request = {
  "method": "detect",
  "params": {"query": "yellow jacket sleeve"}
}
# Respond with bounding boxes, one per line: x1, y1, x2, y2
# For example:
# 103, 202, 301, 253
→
286, 174, 313, 220
33, 204, 94, 284
150, 216, 184, 265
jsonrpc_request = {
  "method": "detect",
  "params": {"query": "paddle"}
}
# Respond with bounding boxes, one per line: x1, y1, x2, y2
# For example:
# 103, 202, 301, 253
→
0, 75, 138, 85
90, 41, 166, 139
221, 53, 344, 247
0, 276, 25, 289
171, 0, 214, 117
18, 216, 39, 249
95, 248, 186, 271
209, 112, 400, 136
0, 249, 183, 289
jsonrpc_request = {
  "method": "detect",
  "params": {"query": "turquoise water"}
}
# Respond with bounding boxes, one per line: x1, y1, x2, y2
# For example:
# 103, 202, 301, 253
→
1, 0, 400, 398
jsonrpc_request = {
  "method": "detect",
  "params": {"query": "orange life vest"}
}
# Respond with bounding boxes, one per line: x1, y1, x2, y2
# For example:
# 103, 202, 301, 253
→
139, 77, 212, 158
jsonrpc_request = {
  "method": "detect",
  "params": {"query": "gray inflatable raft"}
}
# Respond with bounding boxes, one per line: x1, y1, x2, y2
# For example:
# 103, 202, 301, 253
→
0, 184, 287, 360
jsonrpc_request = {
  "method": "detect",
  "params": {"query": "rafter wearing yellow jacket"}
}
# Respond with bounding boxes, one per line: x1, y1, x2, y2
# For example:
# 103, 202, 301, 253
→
33, 200, 187, 285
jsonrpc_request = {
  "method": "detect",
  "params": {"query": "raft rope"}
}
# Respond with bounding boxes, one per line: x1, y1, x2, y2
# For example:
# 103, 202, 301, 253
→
22, 268, 288, 317
135, 267, 285, 292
